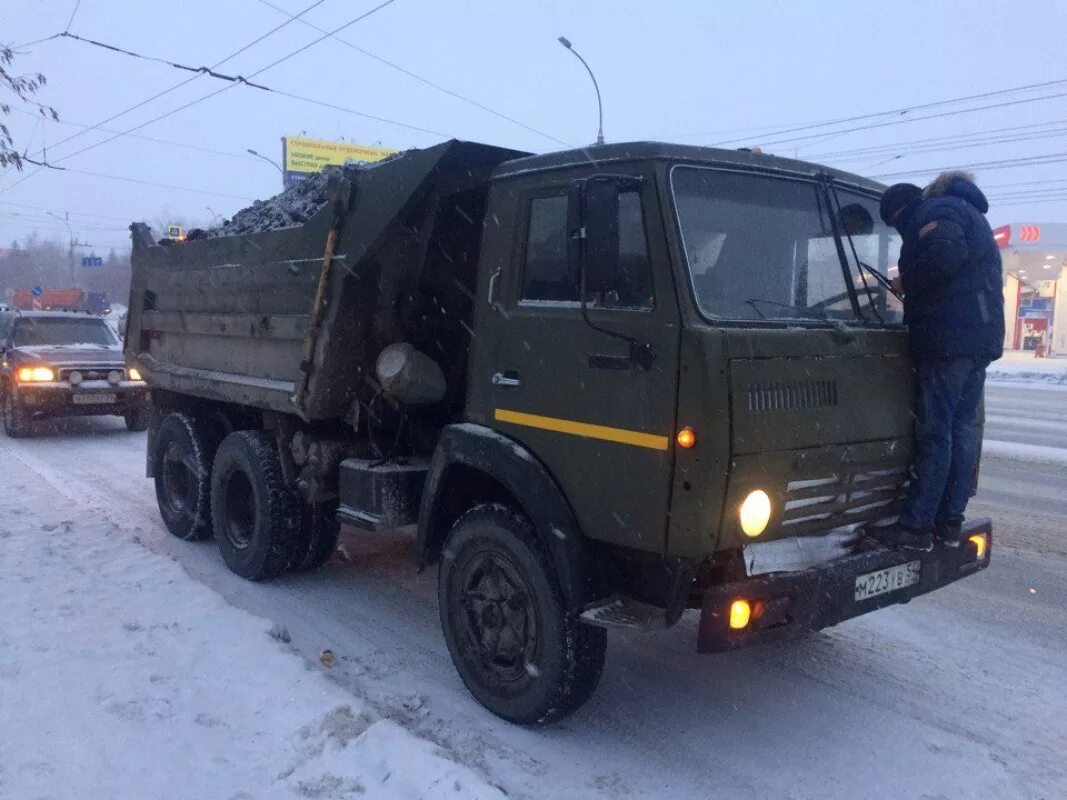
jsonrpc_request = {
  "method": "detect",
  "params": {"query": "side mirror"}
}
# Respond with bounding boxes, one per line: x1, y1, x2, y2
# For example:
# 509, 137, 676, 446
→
570, 175, 644, 299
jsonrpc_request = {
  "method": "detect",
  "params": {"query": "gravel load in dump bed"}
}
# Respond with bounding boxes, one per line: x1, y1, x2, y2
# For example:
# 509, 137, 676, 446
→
202, 164, 359, 239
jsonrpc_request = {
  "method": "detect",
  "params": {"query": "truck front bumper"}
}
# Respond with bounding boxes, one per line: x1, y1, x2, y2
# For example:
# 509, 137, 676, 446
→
697, 518, 992, 653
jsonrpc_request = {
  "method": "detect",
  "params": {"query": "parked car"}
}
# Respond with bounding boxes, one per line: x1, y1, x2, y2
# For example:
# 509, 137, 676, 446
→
0, 310, 148, 437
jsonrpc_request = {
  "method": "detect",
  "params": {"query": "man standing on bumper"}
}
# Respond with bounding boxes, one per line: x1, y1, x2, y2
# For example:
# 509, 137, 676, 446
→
878, 172, 1004, 550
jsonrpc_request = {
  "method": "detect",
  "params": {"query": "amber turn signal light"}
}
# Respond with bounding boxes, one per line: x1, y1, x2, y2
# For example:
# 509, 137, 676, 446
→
729, 599, 751, 630
969, 533, 988, 559
676, 427, 696, 449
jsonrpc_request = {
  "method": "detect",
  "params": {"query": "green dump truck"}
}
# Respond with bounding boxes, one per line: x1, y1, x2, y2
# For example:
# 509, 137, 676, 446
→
126, 140, 992, 724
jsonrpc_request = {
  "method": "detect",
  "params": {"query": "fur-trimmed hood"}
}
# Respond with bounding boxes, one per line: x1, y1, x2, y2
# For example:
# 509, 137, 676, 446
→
923, 170, 989, 214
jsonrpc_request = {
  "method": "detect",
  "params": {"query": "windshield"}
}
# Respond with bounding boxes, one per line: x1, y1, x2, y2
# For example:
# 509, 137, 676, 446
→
12, 317, 118, 347
672, 166, 902, 324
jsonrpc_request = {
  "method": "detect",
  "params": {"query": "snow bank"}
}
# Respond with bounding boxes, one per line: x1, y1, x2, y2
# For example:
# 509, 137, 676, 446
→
0, 449, 503, 800
982, 438, 1067, 466
987, 351, 1067, 385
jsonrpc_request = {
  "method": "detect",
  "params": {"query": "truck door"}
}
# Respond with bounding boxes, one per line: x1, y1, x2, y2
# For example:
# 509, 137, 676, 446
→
480, 170, 681, 552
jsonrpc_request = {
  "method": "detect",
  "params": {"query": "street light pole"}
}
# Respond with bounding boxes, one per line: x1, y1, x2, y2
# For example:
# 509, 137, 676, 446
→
247, 148, 284, 175
558, 36, 605, 146
47, 211, 75, 288
46, 211, 92, 289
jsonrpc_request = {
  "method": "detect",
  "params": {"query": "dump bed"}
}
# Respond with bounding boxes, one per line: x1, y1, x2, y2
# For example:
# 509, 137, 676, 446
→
125, 140, 523, 421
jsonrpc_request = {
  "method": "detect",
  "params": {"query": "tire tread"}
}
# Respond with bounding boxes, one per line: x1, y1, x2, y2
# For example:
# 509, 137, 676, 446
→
212, 430, 302, 581
440, 503, 606, 725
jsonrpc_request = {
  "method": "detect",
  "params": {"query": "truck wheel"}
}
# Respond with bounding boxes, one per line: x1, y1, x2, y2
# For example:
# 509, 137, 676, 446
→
2, 387, 31, 438
154, 412, 216, 540
124, 406, 150, 432
211, 430, 302, 581
290, 502, 341, 573
438, 504, 606, 725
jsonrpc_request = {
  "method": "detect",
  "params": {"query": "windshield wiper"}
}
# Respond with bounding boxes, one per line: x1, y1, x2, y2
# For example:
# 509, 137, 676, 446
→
824, 180, 904, 323
745, 298, 855, 343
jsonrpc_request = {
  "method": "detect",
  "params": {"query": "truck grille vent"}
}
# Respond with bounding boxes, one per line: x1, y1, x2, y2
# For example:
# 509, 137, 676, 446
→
747, 380, 837, 413
780, 466, 908, 537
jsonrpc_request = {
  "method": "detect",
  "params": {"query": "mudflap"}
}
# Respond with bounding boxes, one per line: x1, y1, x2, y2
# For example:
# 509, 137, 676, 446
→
698, 518, 992, 653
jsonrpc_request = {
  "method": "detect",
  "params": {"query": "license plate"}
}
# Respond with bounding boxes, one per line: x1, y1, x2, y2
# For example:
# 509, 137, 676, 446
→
72, 392, 116, 405
854, 560, 921, 601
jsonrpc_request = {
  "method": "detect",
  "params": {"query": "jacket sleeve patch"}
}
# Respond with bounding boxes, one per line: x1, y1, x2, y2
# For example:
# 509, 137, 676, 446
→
919, 220, 939, 238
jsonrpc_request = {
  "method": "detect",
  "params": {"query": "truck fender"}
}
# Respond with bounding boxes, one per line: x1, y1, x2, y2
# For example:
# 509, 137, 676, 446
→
417, 423, 589, 612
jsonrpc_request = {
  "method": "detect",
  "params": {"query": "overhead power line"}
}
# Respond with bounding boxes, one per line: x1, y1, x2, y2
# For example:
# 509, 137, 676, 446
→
984, 177, 1067, 190
808, 119, 1067, 161
0, 199, 135, 222
750, 90, 1067, 150
15, 159, 256, 200
52, 14, 451, 144
7, 106, 264, 164
708, 75, 1067, 146
255, 0, 568, 146
872, 150, 1067, 180
1, 0, 437, 199
59, 32, 271, 88
64, 0, 84, 32
1, 0, 333, 193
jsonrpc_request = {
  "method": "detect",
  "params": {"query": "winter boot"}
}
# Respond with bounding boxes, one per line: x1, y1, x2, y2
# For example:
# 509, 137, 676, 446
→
935, 520, 964, 548
869, 522, 934, 552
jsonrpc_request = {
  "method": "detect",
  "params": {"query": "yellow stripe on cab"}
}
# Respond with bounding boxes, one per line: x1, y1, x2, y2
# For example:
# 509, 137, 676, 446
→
494, 408, 670, 451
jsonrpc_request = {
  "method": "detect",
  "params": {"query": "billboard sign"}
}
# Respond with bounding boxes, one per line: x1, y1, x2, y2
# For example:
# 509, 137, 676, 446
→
282, 136, 397, 189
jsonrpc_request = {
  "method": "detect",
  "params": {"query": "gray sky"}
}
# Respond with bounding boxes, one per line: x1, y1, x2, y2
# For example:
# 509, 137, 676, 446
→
3, 0, 1067, 252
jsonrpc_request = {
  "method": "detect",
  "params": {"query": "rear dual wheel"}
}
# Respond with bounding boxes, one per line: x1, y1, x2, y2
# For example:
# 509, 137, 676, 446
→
211, 430, 303, 581
155, 414, 339, 577
154, 412, 216, 540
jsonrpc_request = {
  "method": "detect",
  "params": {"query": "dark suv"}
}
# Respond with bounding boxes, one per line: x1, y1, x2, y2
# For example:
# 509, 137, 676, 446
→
0, 310, 148, 437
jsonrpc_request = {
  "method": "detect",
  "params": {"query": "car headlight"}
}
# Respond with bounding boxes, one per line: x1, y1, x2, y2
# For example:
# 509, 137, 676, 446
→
128, 367, 142, 382
739, 489, 772, 537
68, 370, 84, 387
107, 370, 122, 386
17, 366, 55, 383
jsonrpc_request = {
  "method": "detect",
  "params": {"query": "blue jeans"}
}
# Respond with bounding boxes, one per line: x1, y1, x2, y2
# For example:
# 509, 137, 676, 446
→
899, 357, 987, 532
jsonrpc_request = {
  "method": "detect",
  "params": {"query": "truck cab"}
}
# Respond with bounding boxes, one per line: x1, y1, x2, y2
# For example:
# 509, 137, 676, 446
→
423, 143, 989, 692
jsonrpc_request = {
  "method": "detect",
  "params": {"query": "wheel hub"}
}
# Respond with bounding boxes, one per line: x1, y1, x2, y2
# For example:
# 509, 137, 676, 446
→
161, 443, 193, 516
458, 552, 538, 684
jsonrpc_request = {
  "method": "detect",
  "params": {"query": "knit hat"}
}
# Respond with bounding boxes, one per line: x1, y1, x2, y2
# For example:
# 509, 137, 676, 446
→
879, 183, 922, 225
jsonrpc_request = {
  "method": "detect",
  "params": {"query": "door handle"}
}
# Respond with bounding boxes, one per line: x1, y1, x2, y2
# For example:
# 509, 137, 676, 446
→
492, 371, 521, 387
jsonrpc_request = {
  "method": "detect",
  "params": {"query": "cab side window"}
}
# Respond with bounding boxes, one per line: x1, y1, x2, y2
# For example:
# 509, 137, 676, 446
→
0, 313, 12, 346
520, 195, 574, 302
519, 190, 654, 310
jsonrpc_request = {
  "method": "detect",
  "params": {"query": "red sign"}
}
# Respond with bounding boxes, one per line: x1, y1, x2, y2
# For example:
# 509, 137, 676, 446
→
992, 225, 1011, 248
1020, 224, 1041, 243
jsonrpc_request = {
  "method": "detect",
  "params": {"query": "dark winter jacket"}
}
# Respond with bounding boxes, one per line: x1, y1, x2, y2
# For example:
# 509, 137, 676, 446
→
896, 171, 1004, 362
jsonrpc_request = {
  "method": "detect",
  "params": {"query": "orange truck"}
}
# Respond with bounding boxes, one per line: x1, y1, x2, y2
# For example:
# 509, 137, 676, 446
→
13, 289, 110, 314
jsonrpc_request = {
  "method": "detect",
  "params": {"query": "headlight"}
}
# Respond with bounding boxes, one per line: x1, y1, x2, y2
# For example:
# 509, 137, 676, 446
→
739, 489, 772, 537
128, 367, 142, 382
68, 370, 84, 387
17, 366, 55, 383
107, 370, 122, 386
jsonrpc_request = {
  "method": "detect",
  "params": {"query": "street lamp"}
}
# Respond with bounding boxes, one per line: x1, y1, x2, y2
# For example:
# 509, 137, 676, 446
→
557, 36, 605, 146
247, 148, 284, 175
46, 210, 76, 288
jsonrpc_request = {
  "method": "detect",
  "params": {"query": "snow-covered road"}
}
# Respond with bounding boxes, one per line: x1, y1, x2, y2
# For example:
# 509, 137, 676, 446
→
2, 385, 1065, 800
